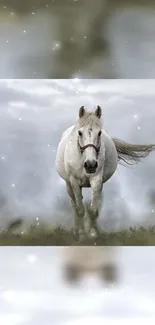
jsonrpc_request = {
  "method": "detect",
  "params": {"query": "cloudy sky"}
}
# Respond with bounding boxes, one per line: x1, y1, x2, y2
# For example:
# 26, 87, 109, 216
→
0, 79, 155, 229
0, 246, 155, 324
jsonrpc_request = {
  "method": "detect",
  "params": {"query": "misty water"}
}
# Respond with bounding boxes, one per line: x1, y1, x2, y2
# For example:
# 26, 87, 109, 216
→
0, 246, 155, 324
0, 79, 155, 230
0, 8, 155, 78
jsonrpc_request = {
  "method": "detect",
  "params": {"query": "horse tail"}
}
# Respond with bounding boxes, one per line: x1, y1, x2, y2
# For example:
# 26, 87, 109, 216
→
112, 138, 155, 166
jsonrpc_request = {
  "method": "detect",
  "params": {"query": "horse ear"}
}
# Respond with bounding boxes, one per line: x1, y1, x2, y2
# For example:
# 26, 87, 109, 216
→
95, 106, 102, 119
79, 106, 85, 118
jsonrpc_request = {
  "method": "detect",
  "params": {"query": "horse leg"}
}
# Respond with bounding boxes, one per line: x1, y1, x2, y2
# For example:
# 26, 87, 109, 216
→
86, 176, 103, 239
66, 181, 85, 241
69, 177, 85, 218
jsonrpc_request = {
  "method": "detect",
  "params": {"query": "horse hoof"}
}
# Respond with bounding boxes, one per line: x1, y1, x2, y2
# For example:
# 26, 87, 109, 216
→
78, 230, 86, 242
88, 228, 98, 240
73, 230, 79, 241
73, 229, 86, 242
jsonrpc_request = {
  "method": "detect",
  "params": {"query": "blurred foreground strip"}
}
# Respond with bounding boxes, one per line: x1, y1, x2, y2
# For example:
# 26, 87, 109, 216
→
0, 0, 155, 77
64, 317, 155, 325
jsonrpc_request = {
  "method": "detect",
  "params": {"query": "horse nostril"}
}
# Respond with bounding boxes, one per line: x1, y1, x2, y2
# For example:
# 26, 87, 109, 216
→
84, 161, 90, 169
92, 160, 98, 169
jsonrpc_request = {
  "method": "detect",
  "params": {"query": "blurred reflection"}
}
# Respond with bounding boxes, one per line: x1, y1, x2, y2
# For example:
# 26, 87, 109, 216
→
0, 0, 155, 78
1, 246, 155, 323
62, 247, 118, 285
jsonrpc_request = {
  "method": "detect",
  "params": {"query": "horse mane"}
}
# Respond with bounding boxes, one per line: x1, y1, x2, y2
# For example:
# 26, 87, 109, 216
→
112, 138, 155, 166
77, 111, 102, 128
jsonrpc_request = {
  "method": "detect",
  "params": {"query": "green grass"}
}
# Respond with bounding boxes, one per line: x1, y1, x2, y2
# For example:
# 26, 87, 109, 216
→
0, 222, 155, 245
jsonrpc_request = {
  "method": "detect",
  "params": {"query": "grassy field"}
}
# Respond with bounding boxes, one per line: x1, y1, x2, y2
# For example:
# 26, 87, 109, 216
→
0, 221, 155, 245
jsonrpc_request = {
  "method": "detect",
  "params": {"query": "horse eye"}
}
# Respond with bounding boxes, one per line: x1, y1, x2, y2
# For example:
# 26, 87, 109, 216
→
78, 131, 82, 137
98, 130, 102, 137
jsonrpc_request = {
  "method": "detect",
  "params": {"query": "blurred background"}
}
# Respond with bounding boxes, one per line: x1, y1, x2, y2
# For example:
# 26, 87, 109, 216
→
0, 79, 155, 233
0, 246, 155, 323
0, 0, 155, 78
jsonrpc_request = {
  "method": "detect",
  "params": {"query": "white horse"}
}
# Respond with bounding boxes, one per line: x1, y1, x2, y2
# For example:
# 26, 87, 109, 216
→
56, 106, 155, 241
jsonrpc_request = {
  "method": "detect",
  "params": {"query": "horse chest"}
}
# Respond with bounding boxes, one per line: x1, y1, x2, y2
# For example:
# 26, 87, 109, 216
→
79, 175, 91, 188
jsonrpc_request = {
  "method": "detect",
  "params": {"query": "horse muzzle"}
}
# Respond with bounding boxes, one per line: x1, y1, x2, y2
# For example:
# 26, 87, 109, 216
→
84, 159, 98, 174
